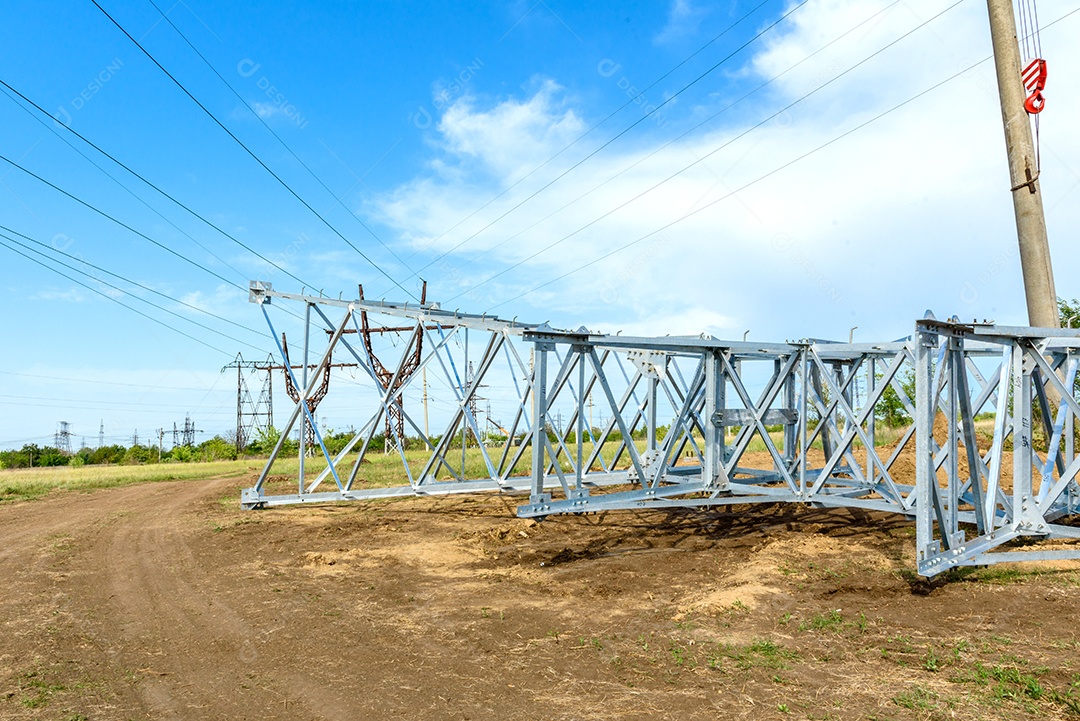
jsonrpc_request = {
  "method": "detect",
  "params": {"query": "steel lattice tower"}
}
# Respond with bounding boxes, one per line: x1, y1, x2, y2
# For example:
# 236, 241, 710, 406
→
55, 421, 72, 455
222, 354, 275, 453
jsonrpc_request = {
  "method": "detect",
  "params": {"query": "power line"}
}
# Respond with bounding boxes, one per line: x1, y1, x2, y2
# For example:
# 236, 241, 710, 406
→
399, 0, 781, 268
497, 0, 1080, 310
1, 84, 246, 281
0, 229, 264, 353
90, 0, 416, 299
487, 55, 998, 312
144, 0, 416, 276
0, 398, 236, 416
414, 1, 813, 279
0, 369, 215, 393
447, 0, 968, 302
0, 392, 223, 409
0, 436, 58, 447
0, 151, 244, 290
454, 1, 904, 262
0, 78, 311, 289
0, 235, 232, 356
0, 223, 264, 340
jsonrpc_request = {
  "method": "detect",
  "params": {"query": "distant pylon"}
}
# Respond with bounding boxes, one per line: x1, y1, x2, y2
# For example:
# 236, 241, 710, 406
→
55, 421, 72, 455
180, 414, 198, 447
222, 353, 275, 454
98, 419, 104, 448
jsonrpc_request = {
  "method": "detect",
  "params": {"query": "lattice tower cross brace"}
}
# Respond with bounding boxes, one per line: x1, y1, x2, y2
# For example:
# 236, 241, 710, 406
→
281, 333, 332, 452
358, 281, 427, 444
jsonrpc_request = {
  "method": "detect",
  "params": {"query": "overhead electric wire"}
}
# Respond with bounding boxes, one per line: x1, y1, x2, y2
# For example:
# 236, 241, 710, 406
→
1, 86, 246, 280
413, 0, 812, 278
90, 0, 417, 300
0, 222, 261, 334
0, 151, 243, 289
0, 398, 236, 415
456, 1, 903, 261
0, 435, 57, 447
0, 369, 220, 393
0, 230, 266, 353
0, 223, 263, 339
400, 0, 780, 266
486, 58, 997, 312
0, 78, 311, 290
445, 0, 968, 303
0, 392, 226, 410
0, 235, 236, 356
144, 0, 416, 275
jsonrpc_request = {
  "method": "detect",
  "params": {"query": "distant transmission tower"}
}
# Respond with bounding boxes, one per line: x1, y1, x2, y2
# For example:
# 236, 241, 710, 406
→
181, 414, 198, 446
466, 360, 487, 445
171, 417, 199, 447
55, 421, 72, 455
222, 353, 275, 453
98, 419, 104, 448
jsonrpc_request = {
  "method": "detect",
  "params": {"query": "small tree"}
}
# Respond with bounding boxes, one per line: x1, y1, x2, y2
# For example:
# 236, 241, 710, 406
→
123, 444, 151, 465
198, 436, 237, 461
1060, 297, 1080, 329
876, 368, 916, 428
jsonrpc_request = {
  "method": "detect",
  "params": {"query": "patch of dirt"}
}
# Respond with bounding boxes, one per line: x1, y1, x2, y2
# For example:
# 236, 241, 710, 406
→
883, 414, 1008, 487
2, 477, 1080, 720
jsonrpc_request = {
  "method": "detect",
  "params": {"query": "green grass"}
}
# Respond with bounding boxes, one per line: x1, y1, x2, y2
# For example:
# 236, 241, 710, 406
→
729, 639, 799, 671
893, 687, 939, 711
0, 419, 924, 505
13, 669, 64, 710
0, 459, 259, 504
798, 610, 845, 633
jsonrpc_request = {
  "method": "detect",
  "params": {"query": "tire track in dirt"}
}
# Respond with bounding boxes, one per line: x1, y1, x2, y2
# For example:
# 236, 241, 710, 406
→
9, 475, 1080, 719
0, 484, 161, 565
49, 477, 408, 720
3, 479, 303, 719
90, 477, 254, 718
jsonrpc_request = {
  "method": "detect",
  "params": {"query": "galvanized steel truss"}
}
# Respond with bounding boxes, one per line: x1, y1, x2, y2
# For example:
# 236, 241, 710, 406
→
914, 321, 1080, 575
243, 283, 1080, 576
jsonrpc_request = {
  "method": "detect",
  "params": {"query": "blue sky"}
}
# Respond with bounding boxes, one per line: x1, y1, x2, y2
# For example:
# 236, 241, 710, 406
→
1, 0, 1078, 449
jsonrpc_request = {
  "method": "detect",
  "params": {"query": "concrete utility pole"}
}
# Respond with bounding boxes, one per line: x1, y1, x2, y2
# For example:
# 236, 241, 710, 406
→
986, 0, 1058, 328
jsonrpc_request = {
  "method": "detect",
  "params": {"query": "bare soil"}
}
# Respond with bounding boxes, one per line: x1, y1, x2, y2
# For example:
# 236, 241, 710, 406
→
3, 471, 1080, 720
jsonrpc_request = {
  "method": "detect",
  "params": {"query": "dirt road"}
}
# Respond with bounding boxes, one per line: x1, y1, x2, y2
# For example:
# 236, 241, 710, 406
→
2, 475, 1079, 720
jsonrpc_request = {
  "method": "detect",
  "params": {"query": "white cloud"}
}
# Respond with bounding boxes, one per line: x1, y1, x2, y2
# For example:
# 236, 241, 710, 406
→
436, 78, 584, 180
655, 0, 710, 45
178, 284, 242, 315
373, 1, 1080, 343
31, 287, 88, 302
251, 101, 283, 119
